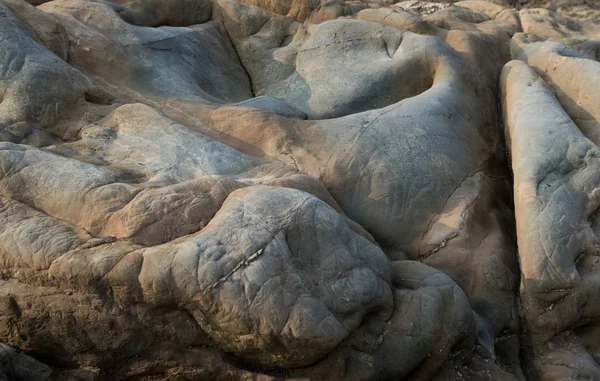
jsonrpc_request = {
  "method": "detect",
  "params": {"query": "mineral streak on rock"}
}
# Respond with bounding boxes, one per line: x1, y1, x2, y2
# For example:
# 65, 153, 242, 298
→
0, 0, 598, 379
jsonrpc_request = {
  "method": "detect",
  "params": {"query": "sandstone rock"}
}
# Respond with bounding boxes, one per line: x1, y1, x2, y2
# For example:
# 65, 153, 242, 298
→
501, 31, 600, 380
39, 0, 252, 104
0, 1, 97, 145
0, 103, 393, 376
0, 0, 597, 379
203, 2, 521, 355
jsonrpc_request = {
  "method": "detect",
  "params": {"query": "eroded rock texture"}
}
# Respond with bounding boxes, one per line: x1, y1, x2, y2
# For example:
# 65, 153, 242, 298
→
502, 12, 600, 380
0, 0, 597, 379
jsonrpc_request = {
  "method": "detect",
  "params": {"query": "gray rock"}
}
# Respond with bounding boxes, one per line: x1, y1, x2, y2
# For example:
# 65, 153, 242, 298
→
501, 34, 600, 380
1, 0, 598, 379
234, 96, 308, 119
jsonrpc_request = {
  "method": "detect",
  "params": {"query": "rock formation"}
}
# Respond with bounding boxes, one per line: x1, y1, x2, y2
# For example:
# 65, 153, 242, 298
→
0, 0, 597, 379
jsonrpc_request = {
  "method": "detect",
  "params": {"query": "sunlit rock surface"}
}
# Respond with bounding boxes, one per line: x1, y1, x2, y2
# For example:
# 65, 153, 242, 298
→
0, 0, 598, 379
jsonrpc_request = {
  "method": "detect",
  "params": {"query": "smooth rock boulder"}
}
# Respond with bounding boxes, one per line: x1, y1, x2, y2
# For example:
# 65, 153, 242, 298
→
200, 3, 520, 355
39, 0, 252, 104
0, 1, 98, 145
502, 55, 600, 380
511, 33, 600, 144
0, 103, 393, 375
3, 0, 589, 379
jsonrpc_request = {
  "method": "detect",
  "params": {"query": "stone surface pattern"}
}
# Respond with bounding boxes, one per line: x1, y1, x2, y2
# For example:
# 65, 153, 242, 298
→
0, 0, 597, 379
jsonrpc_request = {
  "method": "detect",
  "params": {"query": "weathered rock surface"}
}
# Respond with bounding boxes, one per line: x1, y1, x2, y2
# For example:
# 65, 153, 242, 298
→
502, 16, 600, 379
0, 0, 598, 379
